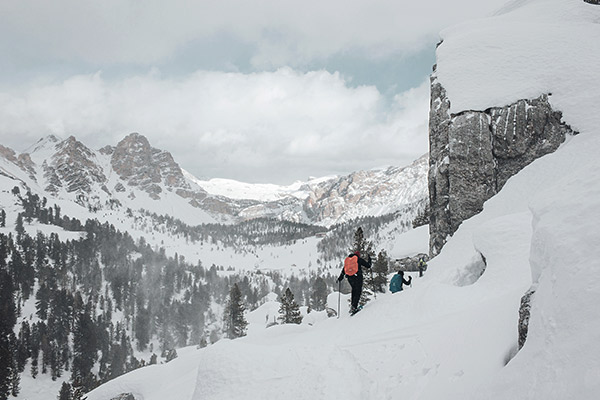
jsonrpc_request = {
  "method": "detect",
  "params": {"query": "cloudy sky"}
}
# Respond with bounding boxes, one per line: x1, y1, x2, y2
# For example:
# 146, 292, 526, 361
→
0, 0, 507, 184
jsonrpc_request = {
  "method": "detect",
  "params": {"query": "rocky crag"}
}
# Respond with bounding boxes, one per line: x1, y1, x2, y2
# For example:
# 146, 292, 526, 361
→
428, 77, 576, 256
0, 133, 428, 227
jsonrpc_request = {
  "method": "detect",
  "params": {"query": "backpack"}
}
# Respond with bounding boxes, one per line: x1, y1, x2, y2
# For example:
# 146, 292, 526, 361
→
344, 255, 359, 276
389, 274, 402, 293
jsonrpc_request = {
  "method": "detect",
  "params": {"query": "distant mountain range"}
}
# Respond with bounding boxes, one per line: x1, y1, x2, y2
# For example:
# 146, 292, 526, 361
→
0, 133, 428, 226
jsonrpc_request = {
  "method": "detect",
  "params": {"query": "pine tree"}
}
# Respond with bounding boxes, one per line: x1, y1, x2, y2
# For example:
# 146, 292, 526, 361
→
9, 333, 20, 397
71, 309, 98, 392
223, 283, 247, 339
309, 277, 328, 312
350, 227, 367, 255
278, 288, 303, 324
372, 250, 389, 293
15, 214, 25, 243
57, 381, 72, 400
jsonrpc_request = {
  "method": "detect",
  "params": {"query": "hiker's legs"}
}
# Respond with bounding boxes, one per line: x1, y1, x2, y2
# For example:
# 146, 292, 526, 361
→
348, 275, 362, 310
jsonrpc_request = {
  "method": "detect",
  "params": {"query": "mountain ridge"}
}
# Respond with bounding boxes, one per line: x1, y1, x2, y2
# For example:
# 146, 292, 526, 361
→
0, 133, 428, 228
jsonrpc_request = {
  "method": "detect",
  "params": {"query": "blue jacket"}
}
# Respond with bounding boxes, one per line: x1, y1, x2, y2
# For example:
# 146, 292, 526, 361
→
389, 273, 411, 293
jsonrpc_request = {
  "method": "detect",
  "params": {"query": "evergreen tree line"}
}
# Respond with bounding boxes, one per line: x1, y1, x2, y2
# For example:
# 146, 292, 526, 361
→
140, 210, 328, 247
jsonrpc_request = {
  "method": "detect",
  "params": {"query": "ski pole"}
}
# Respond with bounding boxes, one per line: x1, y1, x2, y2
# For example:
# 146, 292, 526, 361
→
370, 268, 377, 299
337, 280, 341, 318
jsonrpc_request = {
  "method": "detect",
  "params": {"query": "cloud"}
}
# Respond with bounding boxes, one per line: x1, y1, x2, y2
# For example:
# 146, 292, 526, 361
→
0, 69, 430, 184
0, 0, 509, 70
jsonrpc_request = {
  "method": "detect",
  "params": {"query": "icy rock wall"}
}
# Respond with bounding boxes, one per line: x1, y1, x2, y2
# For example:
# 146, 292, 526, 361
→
428, 79, 575, 256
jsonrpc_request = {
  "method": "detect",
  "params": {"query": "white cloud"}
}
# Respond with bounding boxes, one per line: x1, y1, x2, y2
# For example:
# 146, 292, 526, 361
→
0, 0, 509, 69
0, 69, 430, 184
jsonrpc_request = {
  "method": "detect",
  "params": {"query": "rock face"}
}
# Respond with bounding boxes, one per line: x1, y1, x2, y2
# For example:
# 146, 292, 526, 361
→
110, 394, 136, 400
303, 155, 429, 226
518, 288, 535, 349
392, 253, 429, 272
111, 133, 189, 199
44, 136, 107, 194
0, 145, 37, 180
428, 80, 575, 256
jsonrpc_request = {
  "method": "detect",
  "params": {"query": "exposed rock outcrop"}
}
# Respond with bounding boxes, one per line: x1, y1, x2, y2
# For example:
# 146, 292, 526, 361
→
392, 253, 429, 272
0, 145, 37, 180
518, 288, 535, 349
44, 136, 107, 194
303, 155, 428, 226
428, 80, 575, 256
110, 393, 136, 400
111, 133, 189, 199
0, 145, 18, 163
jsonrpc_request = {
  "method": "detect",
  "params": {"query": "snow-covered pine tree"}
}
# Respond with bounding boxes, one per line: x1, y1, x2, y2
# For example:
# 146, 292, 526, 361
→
372, 250, 389, 293
223, 283, 248, 339
278, 288, 303, 324
350, 227, 367, 255
71, 306, 98, 393
310, 277, 328, 311
57, 381, 72, 400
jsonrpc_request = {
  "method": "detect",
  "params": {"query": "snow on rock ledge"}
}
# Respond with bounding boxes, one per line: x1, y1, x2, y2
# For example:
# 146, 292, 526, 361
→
428, 80, 574, 256
427, 0, 600, 256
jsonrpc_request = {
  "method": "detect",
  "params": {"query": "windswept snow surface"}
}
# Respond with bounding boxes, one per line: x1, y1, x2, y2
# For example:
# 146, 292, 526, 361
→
86, 1, 600, 399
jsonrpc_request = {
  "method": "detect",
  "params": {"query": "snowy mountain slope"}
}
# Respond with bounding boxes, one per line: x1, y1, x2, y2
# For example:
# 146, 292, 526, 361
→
84, 0, 600, 399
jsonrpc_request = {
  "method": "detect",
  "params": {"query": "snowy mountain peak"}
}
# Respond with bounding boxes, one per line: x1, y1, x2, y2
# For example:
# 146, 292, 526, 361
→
44, 135, 107, 194
111, 132, 189, 199
22, 134, 61, 155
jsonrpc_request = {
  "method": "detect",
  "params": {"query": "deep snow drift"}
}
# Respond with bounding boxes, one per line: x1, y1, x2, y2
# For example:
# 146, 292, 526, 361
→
82, 0, 600, 398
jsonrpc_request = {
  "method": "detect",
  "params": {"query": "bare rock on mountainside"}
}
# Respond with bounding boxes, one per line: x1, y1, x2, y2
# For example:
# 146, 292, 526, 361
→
428, 80, 575, 256
0, 144, 37, 180
0, 144, 18, 163
111, 132, 190, 199
110, 394, 136, 400
303, 155, 428, 225
518, 288, 536, 350
44, 136, 107, 194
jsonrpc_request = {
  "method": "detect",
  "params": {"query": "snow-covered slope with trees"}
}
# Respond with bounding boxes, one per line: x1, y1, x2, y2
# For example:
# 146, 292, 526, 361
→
82, 0, 600, 399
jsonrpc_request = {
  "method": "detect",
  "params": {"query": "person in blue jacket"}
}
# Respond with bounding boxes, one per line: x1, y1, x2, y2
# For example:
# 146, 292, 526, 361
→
389, 270, 412, 293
